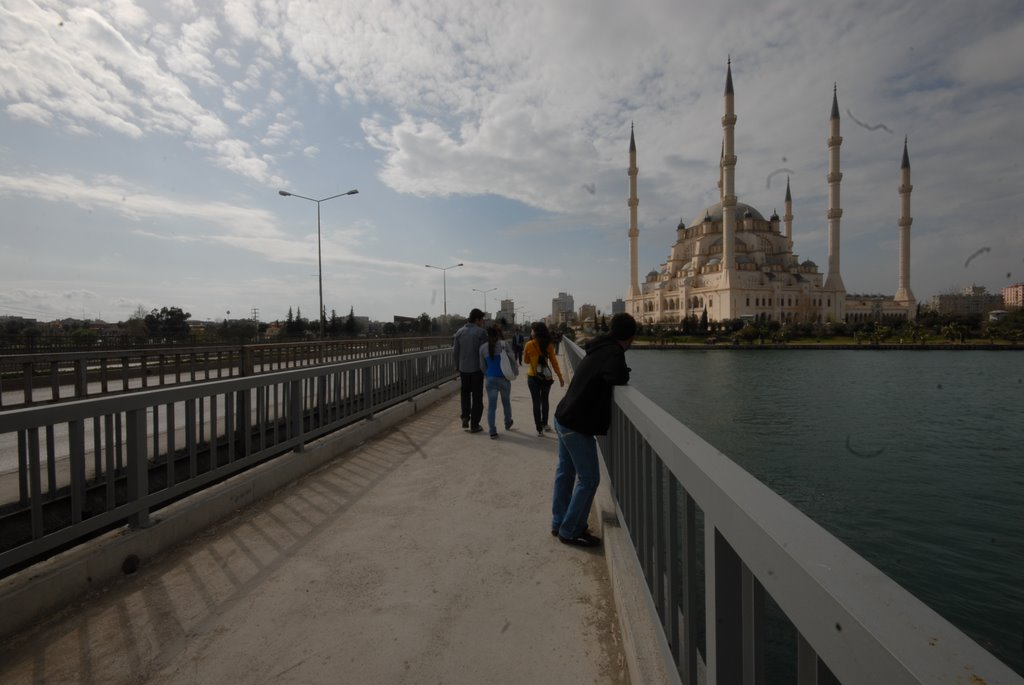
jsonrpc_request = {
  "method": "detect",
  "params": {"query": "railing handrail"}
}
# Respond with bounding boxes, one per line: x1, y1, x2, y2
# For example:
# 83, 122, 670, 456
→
0, 351, 425, 432
564, 338, 1020, 684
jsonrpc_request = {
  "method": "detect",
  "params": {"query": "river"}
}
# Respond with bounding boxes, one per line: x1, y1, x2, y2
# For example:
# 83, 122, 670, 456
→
627, 349, 1024, 676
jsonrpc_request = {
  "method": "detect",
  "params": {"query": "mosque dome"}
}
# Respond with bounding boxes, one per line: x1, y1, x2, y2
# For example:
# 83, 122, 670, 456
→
688, 201, 766, 228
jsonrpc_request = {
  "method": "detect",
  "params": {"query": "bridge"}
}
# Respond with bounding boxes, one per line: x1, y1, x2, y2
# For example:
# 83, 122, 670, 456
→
0, 340, 1020, 683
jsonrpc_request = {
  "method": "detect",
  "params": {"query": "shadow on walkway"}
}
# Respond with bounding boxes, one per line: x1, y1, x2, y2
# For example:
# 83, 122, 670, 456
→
0, 371, 628, 685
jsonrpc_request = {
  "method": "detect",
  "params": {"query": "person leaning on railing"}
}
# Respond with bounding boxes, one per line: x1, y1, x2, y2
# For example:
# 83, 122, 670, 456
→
550, 312, 637, 548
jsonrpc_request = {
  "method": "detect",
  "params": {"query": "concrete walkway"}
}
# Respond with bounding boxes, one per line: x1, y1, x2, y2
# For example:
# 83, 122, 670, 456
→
0, 372, 629, 684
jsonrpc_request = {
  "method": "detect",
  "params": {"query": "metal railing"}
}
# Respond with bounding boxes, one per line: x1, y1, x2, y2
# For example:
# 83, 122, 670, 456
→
0, 347, 455, 577
0, 337, 448, 410
564, 339, 1020, 684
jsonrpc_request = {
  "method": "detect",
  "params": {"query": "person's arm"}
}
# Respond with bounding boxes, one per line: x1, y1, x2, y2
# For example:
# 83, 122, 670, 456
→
452, 330, 461, 370
548, 344, 565, 386
600, 348, 631, 386
479, 344, 488, 374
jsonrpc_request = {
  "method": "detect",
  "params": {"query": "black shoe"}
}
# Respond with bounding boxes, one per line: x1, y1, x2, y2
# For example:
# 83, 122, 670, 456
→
462, 418, 469, 429
469, 425, 483, 433
505, 420, 513, 430
490, 432, 498, 439
558, 532, 601, 548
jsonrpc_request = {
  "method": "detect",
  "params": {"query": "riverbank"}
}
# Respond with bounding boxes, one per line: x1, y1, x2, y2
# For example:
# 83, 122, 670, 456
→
627, 340, 1022, 351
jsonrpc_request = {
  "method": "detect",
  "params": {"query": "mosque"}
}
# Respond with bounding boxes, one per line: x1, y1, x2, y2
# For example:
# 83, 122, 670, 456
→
624, 61, 916, 327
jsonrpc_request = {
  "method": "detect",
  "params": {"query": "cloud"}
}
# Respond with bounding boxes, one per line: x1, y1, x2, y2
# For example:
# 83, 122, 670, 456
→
0, 2, 278, 184
6, 102, 53, 125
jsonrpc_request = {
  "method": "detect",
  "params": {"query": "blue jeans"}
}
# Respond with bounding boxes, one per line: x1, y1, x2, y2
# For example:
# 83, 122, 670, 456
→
551, 417, 600, 538
485, 376, 512, 434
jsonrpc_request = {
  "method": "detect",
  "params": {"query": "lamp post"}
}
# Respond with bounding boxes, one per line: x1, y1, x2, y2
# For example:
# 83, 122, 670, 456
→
278, 188, 359, 338
425, 263, 464, 330
472, 287, 497, 319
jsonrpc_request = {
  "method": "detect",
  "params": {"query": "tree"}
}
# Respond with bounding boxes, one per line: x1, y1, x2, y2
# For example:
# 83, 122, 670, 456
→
285, 306, 307, 337
699, 308, 709, 334
343, 306, 358, 336
70, 327, 99, 348
417, 312, 432, 334
144, 306, 192, 341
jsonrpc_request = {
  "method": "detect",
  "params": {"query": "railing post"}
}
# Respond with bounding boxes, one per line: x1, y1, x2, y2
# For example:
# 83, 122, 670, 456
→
741, 565, 766, 685
706, 527, 743, 684
240, 345, 255, 376
125, 408, 150, 528
363, 365, 374, 417
74, 359, 88, 399
797, 634, 839, 685
69, 419, 86, 523
289, 379, 304, 452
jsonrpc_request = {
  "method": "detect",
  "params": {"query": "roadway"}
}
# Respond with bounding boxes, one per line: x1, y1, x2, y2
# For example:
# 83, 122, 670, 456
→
0, 373, 630, 684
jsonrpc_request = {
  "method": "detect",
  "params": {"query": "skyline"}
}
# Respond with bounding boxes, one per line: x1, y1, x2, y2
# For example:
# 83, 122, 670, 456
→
1, 0, 1022, 324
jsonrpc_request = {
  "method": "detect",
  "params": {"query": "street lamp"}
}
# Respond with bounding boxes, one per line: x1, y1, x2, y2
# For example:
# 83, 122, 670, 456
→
425, 263, 464, 329
472, 287, 497, 318
278, 188, 359, 338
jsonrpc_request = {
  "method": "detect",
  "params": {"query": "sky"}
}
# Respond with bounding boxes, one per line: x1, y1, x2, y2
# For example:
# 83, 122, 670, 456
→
1, 0, 1022, 325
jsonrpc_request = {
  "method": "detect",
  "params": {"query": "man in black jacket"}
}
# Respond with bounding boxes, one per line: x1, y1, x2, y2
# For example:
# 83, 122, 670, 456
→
550, 313, 637, 547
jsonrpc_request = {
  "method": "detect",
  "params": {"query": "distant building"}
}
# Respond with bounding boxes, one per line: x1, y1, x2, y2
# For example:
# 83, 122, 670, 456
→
1002, 283, 1023, 310
927, 285, 1003, 317
611, 298, 626, 314
578, 304, 597, 331
551, 292, 575, 322
496, 298, 517, 326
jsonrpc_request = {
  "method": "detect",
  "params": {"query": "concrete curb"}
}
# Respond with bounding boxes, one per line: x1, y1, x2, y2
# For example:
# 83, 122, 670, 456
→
0, 380, 460, 643
595, 456, 684, 685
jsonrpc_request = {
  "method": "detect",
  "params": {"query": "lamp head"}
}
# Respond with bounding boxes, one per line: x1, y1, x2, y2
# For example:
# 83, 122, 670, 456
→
346, 189, 359, 195
278, 190, 291, 197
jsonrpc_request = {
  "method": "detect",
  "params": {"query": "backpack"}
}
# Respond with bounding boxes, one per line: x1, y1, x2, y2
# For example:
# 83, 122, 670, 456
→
536, 351, 554, 381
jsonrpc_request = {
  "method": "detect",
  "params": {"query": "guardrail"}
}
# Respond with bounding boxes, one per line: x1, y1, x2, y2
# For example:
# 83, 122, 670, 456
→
0, 337, 448, 410
563, 339, 1020, 684
0, 347, 455, 577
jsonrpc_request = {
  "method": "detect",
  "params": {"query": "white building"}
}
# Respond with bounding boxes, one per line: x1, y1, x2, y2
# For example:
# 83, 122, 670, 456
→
551, 292, 575, 322
625, 61, 915, 327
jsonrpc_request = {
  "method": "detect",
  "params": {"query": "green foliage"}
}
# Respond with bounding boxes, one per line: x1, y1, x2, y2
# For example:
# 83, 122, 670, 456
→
343, 306, 358, 336
144, 306, 191, 340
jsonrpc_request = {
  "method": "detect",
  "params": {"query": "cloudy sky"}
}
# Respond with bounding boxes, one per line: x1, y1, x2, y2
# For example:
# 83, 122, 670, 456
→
1, 0, 1022, 325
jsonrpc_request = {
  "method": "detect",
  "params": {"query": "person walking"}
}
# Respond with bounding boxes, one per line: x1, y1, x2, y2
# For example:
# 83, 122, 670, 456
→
522, 322, 564, 437
511, 329, 525, 364
551, 313, 637, 547
452, 308, 488, 433
479, 324, 517, 438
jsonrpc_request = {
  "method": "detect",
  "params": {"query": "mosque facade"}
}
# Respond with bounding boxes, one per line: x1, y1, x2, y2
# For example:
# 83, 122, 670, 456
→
625, 61, 916, 327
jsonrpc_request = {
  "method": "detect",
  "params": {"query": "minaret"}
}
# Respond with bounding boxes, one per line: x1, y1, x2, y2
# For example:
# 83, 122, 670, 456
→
627, 123, 640, 299
721, 59, 737, 280
718, 139, 724, 200
894, 137, 916, 311
824, 84, 846, 297
783, 177, 794, 251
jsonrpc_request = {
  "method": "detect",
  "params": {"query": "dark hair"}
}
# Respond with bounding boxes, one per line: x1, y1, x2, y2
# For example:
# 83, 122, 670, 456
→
531, 321, 551, 357
469, 308, 485, 323
609, 313, 638, 341
487, 324, 503, 357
